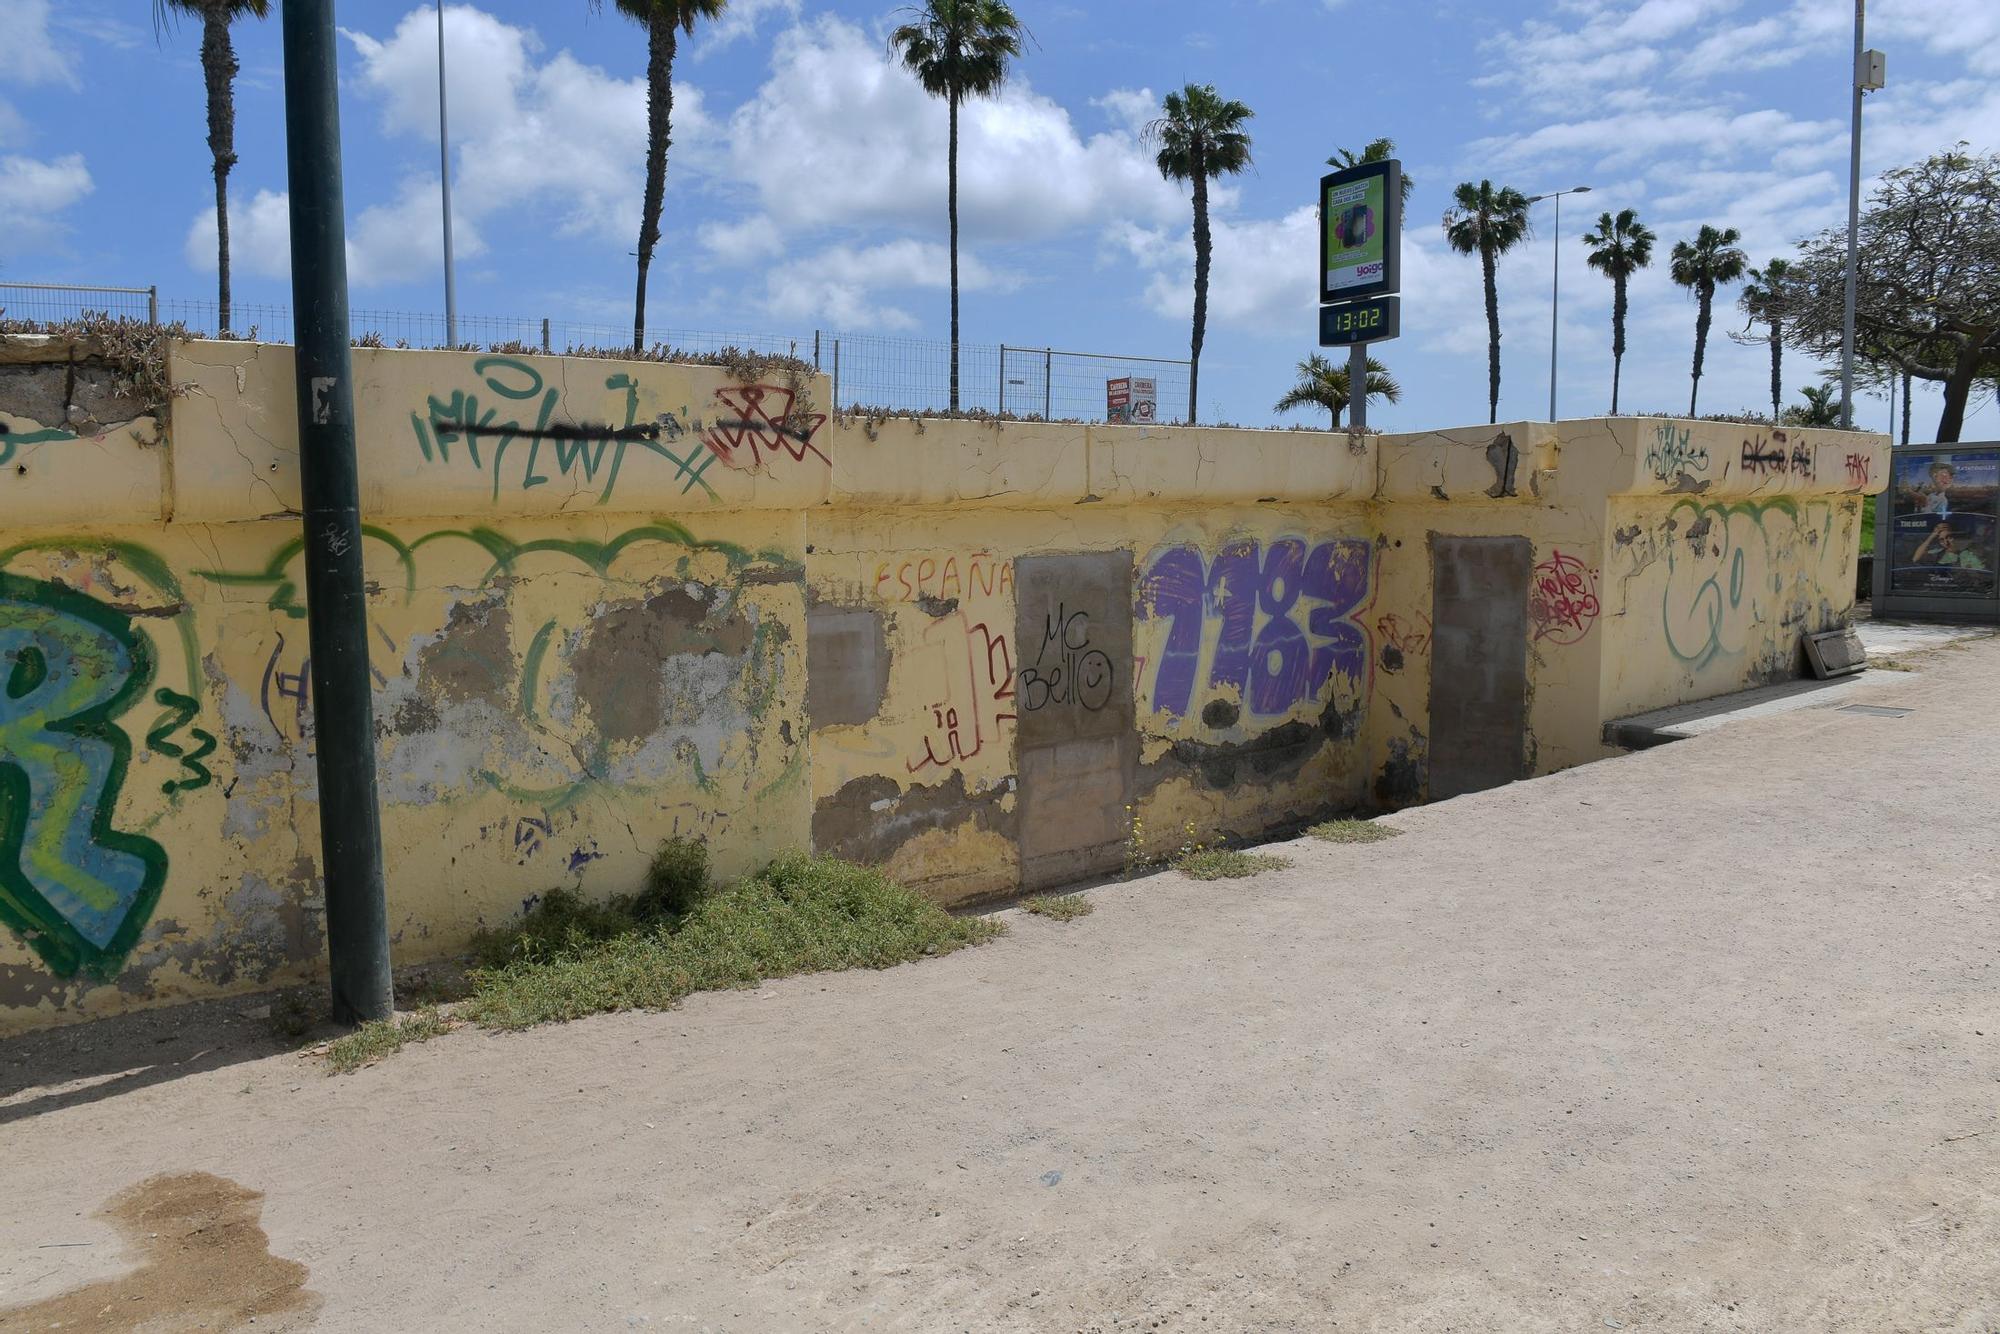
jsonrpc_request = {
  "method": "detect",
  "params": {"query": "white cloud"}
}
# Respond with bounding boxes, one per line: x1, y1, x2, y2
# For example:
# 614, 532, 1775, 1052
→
0, 153, 93, 255
699, 214, 785, 265
201, 3, 713, 290
722, 17, 1188, 243
1092, 88, 1158, 137
693, 0, 800, 57
0, 0, 77, 92
182, 188, 294, 281
750, 239, 1013, 332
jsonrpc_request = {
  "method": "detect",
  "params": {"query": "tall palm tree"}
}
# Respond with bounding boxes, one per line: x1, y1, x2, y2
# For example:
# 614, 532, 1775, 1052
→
1443, 180, 1532, 424
1581, 208, 1656, 415
1326, 137, 1414, 205
1147, 84, 1253, 425
1274, 352, 1401, 429
157, 0, 271, 335
1738, 257, 1794, 421
890, 0, 1026, 412
1669, 224, 1748, 417
594, 0, 729, 353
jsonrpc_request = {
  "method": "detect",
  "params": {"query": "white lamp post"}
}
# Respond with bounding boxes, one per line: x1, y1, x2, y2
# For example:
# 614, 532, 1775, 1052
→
1527, 185, 1591, 422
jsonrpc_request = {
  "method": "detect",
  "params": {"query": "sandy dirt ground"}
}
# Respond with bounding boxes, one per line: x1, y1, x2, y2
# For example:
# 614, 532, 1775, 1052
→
2, 639, 1997, 1333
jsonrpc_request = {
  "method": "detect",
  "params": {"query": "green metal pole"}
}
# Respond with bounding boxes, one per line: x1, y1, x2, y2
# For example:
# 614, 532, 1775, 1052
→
282, 0, 393, 1024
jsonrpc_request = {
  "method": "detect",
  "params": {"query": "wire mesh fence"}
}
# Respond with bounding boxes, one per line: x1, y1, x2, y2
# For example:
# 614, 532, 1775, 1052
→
3, 283, 1190, 424
0, 282, 157, 324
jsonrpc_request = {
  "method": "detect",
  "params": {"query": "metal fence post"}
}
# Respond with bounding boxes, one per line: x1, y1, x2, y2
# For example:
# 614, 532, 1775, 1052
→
147, 286, 159, 325
1044, 348, 1052, 420
813, 329, 821, 372
541, 317, 551, 354
999, 344, 1008, 415
832, 339, 841, 410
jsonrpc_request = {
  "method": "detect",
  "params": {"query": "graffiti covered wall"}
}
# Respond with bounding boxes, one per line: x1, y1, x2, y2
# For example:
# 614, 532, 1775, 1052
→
0, 341, 1886, 1030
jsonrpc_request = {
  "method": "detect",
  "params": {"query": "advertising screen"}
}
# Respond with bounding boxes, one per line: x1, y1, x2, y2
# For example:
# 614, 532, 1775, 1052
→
1320, 161, 1401, 303
1889, 450, 2000, 596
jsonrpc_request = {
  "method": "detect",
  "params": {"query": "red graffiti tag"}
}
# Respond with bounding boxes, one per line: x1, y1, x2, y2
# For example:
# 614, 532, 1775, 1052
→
702, 384, 829, 470
1530, 548, 1600, 645
1845, 452, 1873, 488
1375, 611, 1432, 658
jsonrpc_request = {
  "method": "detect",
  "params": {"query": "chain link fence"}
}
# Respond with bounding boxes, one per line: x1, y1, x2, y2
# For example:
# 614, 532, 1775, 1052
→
2, 283, 1189, 424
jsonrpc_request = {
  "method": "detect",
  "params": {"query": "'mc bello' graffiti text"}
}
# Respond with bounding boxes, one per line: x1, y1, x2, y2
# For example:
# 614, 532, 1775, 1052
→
408, 357, 828, 506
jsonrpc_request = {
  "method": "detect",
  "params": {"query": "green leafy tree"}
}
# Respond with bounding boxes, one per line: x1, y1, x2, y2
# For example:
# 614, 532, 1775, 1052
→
1736, 257, 1795, 422
1782, 383, 1841, 428
1582, 208, 1655, 414
1148, 84, 1254, 425
156, 0, 272, 335
1669, 224, 1748, 417
1274, 353, 1401, 429
1326, 137, 1414, 206
890, 0, 1026, 412
594, 0, 729, 353
1785, 146, 2000, 441
1443, 180, 1532, 424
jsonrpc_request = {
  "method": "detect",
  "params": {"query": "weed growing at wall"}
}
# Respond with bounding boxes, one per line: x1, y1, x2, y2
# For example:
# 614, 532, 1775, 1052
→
1023, 894, 1094, 922
324, 1008, 454, 1074
1174, 849, 1292, 881
458, 850, 1002, 1031
1307, 819, 1403, 845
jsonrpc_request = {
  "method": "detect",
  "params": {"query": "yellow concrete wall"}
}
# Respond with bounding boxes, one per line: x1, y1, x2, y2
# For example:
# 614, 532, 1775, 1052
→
1596, 419, 1874, 719
0, 341, 1887, 1032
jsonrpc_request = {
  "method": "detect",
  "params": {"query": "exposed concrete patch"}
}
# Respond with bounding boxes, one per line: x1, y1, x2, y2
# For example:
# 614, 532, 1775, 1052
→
812, 772, 1015, 870
1484, 431, 1519, 499
0, 362, 148, 433
416, 597, 513, 707
574, 587, 754, 744
806, 603, 889, 728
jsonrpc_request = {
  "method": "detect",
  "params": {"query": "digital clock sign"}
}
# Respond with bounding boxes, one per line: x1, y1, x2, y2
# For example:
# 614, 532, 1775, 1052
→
1318, 295, 1400, 347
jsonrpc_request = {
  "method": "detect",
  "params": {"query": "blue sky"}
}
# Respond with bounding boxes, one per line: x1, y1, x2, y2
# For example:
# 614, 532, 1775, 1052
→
5, 0, 1998, 435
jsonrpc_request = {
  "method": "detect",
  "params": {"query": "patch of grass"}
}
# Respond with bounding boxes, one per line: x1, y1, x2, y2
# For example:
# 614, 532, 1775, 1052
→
1306, 818, 1403, 845
460, 851, 1003, 1031
1174, 849, 1292, 881
325, 1008, 452, 1074
1023, 893, 1094, 922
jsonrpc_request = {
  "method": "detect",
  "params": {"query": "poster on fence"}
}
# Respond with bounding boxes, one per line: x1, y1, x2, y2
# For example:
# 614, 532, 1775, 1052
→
1889, 450, 2000, 595
1107, 377, 1157, 424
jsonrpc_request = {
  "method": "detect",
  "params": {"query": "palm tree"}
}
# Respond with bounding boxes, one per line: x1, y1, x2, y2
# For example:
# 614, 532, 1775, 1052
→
594, 0, 729, 353
1443, 180, 1533, 424
890, 0, 1026, 412
1147, 84, 1254, 425
1326, 137, 1414, 206
156, 0, 272, 335
1669, 224, 1748, 417
1274, 353, 1401, 429
1783, 383, 1841, 428
1581, 208, 1656, 414
1738, 257, 1794, 421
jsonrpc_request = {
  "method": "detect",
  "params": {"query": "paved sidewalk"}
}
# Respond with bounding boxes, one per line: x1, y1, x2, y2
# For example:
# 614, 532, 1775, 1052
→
3, 640, 1997, 1332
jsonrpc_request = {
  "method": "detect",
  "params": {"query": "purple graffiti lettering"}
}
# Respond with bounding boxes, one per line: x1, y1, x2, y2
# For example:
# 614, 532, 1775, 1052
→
1139, 537, 1372, 719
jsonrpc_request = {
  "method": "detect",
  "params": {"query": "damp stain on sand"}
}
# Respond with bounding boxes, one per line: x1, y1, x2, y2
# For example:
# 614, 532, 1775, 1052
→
0, 1171, 318, 1332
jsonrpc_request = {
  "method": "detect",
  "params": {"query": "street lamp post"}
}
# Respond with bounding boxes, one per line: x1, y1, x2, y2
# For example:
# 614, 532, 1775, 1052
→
1841, 4, 1887, 430
1528, 185, 1591, 422
437, 0, 458, 347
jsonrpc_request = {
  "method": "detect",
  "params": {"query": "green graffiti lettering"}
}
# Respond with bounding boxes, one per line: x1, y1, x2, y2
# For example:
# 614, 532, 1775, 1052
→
0, 573, 168, 979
